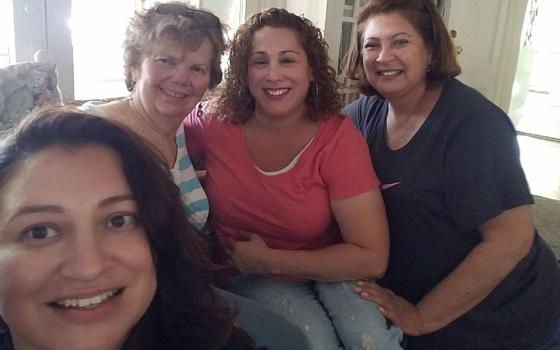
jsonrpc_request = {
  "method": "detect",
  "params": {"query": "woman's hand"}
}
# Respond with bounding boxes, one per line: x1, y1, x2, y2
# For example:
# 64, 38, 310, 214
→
355, 281, 426, 336
227, 230, 272, 274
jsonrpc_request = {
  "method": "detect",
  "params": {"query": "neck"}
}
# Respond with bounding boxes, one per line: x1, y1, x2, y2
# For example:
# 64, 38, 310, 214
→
250, 110, 311, 134
388, 83, 428, 118
122, 98, 177, 167
127, 96, 178, 139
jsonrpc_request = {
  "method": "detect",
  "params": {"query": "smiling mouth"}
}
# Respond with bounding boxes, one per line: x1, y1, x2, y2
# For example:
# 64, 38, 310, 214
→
377, 70, 402, 76
264, 88, 289, 97
52, 289, 122, 309
162, 88, 188, 98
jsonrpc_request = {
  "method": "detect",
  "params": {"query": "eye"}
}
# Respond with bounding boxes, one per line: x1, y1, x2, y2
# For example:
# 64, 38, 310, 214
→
155, 57, 174, 66
106, 214, 139, 230
363, 42, 381, 50
250, 58, 267, 66
191, 65, 207, 74
280, 57, 295, 64
394, 39, 409, 47
24, 225, 60, 240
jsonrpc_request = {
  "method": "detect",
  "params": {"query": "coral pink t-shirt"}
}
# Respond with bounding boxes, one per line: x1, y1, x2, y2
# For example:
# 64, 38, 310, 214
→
184, 101, 379, 251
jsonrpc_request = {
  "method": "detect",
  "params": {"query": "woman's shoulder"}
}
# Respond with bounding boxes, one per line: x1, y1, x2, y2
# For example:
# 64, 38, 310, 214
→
80, 99, 128, 118
314, 114, 368, 152
442, 79, 507, 118
343, 94, 385, 115
440, 78, 515, 131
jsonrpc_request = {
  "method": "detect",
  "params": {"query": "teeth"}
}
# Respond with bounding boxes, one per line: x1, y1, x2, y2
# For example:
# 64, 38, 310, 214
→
378, 70, 401, 76
55, 290, 117, 309
265, 88, 288, 96
163, 89, 187, 98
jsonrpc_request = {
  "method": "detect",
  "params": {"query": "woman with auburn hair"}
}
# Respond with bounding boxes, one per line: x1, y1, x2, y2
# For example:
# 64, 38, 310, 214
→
344, 0, 560, 349
185, 7, 402, 350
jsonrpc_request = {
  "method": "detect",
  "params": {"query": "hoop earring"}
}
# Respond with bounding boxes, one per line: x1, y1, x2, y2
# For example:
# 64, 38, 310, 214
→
196, 102, 203, 117
309, 81, 319, 108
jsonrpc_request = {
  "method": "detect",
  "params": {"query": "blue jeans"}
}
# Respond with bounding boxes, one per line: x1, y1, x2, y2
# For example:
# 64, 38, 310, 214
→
215, 287, 311, 350
223, 274, 403, 350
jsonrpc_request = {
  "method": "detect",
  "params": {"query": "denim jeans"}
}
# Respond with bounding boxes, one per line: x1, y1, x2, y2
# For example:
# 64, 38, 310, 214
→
223, 274, 403, 350
216, 287, 311, 350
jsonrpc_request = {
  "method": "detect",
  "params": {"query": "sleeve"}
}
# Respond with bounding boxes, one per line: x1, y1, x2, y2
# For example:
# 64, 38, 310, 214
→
444, 105, 533, 232
343, 97, 365, 132
183, 101, 211, 168
321, 116, 381, 201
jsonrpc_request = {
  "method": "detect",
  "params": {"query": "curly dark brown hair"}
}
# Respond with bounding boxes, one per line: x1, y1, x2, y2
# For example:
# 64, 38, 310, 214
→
123, 2, 228, 92
217, 8, 342, 123
344, 0, 461, 96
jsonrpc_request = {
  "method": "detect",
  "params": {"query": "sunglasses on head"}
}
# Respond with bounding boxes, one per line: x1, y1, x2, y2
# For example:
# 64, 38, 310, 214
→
154, 3, 220, 29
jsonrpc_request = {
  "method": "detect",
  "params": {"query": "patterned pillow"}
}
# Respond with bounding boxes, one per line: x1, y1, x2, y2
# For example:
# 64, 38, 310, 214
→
0, 61, 62, 130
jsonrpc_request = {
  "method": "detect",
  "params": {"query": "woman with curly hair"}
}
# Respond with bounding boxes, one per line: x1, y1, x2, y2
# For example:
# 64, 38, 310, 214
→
184, 8, 402, 350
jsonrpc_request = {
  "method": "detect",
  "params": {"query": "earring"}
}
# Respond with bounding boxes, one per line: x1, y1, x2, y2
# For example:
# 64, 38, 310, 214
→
313, 81, 319, 98
196, 102, 203, 117
427, 64, 432, 73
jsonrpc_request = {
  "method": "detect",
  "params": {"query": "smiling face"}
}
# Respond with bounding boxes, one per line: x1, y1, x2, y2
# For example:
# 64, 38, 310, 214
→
361, 12, 432, 100
0, 145, 157, 350
132, 37, 213, 126
247, 26, 313, 121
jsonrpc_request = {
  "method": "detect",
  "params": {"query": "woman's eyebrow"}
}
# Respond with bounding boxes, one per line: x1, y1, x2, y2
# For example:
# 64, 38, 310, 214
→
7, 205, 64, 224
98, 194, 135, 208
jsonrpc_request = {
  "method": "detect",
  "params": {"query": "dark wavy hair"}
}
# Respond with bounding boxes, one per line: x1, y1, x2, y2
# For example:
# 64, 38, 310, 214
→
344, 0, 461, 96
217, 7, 342, 123
123, 1, 228, 92
0, 108, 236, 350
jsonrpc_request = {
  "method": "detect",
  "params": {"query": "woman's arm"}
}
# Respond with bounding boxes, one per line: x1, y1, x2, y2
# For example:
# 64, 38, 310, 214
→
230, 188, 390, 281
356, 205, 535, 335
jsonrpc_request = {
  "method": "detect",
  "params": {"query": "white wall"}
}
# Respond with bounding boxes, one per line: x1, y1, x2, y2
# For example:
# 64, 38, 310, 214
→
285, 0, 327, 30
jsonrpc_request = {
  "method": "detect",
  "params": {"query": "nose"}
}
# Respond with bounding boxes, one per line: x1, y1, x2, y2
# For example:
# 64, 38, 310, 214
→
265, 62, 282, 82
171, 65, 192, 86
60, 232, 109, 281
376, 44, 394, 63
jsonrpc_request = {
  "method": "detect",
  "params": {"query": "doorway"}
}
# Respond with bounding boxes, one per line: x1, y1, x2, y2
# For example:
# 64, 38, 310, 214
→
509, 0, 560, 142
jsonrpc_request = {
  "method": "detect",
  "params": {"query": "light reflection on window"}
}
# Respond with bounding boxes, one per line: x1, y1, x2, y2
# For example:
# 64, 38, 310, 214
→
70, 0, 240, 100
70, 0, 136, 100
0, 0, 15, 68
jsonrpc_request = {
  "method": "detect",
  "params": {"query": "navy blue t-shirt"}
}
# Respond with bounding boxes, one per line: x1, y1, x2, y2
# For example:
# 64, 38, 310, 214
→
344, 78, 560, 350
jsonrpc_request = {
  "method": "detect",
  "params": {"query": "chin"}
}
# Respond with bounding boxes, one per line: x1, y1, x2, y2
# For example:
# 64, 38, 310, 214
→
52, 333, 127, 350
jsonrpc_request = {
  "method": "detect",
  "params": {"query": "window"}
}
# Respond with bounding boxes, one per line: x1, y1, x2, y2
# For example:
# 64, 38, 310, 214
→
7, 0, 283, 100
0, 1, 15, 68
70, 0, 243, 100
70, 0, 137, 100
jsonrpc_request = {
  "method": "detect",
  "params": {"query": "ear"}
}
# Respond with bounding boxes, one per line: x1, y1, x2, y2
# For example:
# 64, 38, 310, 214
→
131, 65, 141, 83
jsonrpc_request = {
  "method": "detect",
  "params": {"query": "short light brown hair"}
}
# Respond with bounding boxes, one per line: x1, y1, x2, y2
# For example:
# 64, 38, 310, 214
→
344, 0, 461, 96
217, 8, 342, 123
123, 2, 228, 92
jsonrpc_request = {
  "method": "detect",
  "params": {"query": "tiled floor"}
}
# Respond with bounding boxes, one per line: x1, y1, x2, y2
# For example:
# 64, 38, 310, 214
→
518, 135, 560, 200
